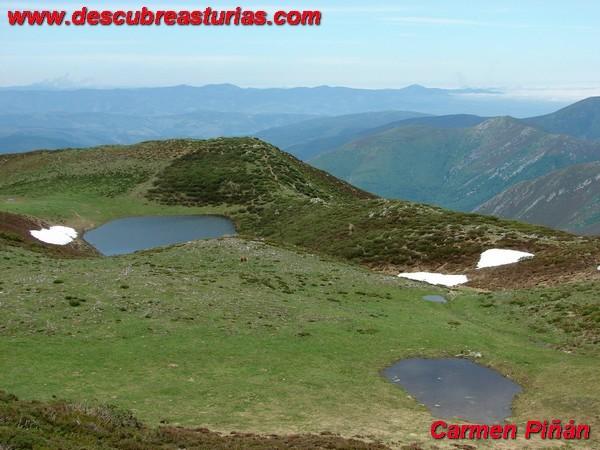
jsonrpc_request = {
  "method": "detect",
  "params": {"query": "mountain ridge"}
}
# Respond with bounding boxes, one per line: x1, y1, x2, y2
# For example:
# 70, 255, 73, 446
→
0, 84, 567, 117
255, 110, 429, 160
525, 96, 600, 140
310, 116, 600, 212
1, 138, 599, 290
476, 161, 600, 235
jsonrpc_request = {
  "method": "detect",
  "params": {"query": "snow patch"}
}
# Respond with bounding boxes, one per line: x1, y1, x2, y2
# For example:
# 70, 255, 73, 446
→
30, 226, 77, 246
477, 249, 534, 269
398, 272, 469, 287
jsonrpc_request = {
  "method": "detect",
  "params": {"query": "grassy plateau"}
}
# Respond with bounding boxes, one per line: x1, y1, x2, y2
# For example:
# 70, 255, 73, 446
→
0, 138, 599, 449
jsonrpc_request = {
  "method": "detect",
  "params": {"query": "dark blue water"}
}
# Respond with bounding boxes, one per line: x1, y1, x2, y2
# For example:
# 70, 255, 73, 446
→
383, 358, 522, 423
84, 215, 236, 256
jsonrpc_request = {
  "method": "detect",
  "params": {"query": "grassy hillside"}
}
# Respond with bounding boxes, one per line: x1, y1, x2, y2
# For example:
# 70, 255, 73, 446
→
355, 114, 488, 136
311, 117, 600, 212
476, 161, 600, 235
2, 138, 598, 289
0, 390, 390, 449
525, 97, 600, 140
0, 211, 95, 257
1, 237, 600, 449
145, 137, 372, 206
2, 138, 600, 448
256, 111, 428, 160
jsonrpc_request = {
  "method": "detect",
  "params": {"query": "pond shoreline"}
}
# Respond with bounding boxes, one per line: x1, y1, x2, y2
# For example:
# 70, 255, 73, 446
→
83, 214, 237, 256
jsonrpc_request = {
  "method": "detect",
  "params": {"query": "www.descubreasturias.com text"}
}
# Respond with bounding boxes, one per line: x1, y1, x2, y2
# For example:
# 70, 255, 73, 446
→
7, 6, 322, 27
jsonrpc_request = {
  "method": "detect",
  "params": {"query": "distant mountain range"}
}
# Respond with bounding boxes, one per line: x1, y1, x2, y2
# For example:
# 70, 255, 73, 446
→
259, 114, 491, 162
310, 116, 600, 211
0, 83, 569, 155
2, 84, 600, 235
0, 83, 566, 117
0, 111, 314, 153
255, 111, 429, 160
300, 97, 600, 234
261, 98, 600, 160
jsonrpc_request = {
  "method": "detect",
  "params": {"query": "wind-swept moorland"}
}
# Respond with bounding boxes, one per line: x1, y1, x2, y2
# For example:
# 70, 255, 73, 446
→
1, 138, 599, 449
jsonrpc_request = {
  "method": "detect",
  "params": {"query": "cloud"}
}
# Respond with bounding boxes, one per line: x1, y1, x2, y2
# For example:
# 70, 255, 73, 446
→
501, 86, 600, 102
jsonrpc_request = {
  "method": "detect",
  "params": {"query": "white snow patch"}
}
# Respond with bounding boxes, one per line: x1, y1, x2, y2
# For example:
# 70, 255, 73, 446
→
398, 272, 469, 287
30, 226, 77, 246
477, 249, 534, 269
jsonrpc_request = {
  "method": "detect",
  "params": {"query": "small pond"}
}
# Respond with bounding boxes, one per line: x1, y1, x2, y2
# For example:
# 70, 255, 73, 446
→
383, 358, 522, 423
423, 295, 447, 304
84, 215, 236, 256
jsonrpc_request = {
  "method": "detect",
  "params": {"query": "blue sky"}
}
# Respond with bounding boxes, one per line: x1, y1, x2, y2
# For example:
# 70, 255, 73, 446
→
2, 0, 599, 99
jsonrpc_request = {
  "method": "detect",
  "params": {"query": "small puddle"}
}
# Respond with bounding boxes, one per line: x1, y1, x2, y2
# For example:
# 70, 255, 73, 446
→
383, 358, 522, 423
423, 295, 447, 304
84, 215, 236, 256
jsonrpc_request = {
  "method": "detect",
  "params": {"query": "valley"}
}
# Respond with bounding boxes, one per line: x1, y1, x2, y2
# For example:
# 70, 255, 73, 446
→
310, 116, 600, 212
284, 98, 600, 236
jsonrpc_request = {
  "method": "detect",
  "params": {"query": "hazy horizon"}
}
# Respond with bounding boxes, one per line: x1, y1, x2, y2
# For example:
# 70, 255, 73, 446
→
1, 79, 599, 106
2, 0, 600, 102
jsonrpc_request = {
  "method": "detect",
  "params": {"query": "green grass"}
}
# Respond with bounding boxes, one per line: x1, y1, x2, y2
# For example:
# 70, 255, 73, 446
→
3, 138, 596, 288
1, 138, 600, 448
0, 239, 599, 448
0, 392, 390, 450
0, 193, 231, 230
476, 283, 600, 351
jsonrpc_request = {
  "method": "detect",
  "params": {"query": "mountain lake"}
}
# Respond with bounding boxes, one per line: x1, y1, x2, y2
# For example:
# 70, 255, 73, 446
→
84, 215, 236, 256
383, 358, 522, 423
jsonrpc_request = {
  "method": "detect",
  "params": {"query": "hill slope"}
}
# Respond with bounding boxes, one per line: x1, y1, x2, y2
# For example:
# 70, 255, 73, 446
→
525, 97, 600, 140
357, 114, 489, 135
311, 117, 600, 211
476, 161, 600, 235
1, 138, 599, 289
2, 139, 600, 448
255, 111, 428, 160
3, 235, 599, 448
0, 391, 388, 449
